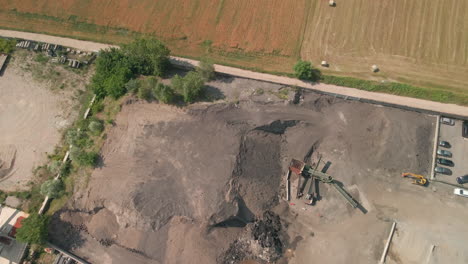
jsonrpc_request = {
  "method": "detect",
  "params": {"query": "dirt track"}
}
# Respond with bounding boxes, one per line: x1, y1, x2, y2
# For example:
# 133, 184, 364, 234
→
48, 75, 468, 264
1, 29, 468, 118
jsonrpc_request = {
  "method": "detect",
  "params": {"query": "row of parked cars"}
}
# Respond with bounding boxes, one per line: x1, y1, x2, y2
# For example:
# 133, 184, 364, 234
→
435, 140, 468, 184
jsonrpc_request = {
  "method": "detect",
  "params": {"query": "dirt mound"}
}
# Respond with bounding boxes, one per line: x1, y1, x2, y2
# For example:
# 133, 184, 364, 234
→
0, 145, 16, 179
49, 84, 435, 263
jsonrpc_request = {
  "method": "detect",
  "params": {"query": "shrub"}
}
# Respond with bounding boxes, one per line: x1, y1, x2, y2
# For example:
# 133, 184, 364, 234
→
153, 83, 175, 104
70, 148, 99, 167
293, 60, 321, 81
172, 71, 205, 103
125, 79, 141, 94
88, 120, 104, 135
197, 58, 215, 81
0, 39, 16, 54
15, 214, 49, 245
47, 160, 62, 174
121, 37, 171, 76
40, 179, 64, 198
91, 100, 104, 114
66, 129, 92, 148
137, 77, 157, 101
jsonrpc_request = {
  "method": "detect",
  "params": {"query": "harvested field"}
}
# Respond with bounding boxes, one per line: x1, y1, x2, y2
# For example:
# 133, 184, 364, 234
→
1, 0, 468, 93
0, 50, 87, 191
49, 75, 468, 264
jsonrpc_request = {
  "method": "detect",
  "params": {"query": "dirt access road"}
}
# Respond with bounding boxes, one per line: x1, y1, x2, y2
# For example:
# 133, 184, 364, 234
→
1, 29, 468, 118
48, 74, 468, 264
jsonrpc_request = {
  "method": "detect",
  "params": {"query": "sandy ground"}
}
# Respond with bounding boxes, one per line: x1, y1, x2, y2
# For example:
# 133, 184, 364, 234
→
0, 51, 84, 191
48, 74, 468, 264
1, 30, 468, 117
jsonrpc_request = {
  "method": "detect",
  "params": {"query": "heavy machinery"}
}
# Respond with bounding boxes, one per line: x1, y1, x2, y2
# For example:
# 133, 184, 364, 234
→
401, 172, 428, 186
289, 159, 358, 208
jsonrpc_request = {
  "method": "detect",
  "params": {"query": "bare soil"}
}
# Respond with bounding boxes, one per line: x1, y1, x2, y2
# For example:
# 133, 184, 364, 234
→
49, 76, 468, 264
0, 50, 87, 191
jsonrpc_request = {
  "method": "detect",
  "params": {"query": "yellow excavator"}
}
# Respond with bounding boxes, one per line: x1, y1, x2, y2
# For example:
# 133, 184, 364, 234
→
401, 172, 428, 186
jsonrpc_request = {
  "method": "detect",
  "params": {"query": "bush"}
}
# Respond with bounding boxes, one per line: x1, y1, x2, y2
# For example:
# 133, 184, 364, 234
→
137, 77, 157, 101
70, 148, 99, 167
197, 58, 215, 81
121, 37, 171, 76
153, 83, 175, 104
172, 71, 205, 103
47, 160, 62, 174
15, 214, 49, 245
88, 120, 104, 135
91, 100, 104, 114
40, 179, 64, 198
125, 79, 141, 94
293, 60, 321, 81
66, 129, 92, 148
92, 48, 132, 99
0, 38, 16, 54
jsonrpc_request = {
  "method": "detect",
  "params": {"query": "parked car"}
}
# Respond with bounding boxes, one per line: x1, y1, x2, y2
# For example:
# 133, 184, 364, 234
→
437, 158, 454, 167
436, 149, 452, 158
434, 166, 452, 175
441, 117, 455, 126
438, 140, 451, 148
463, 121, 468, 138
454, 188, 468, 198
456, 175, 468, 184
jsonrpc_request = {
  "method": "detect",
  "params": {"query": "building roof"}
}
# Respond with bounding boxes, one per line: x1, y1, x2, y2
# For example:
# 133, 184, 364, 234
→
0, 206, 28, 264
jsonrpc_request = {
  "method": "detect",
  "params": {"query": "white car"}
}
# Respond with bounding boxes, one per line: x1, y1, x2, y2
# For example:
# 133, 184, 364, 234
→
454, 188, 468, 198
441, 117, 455, 126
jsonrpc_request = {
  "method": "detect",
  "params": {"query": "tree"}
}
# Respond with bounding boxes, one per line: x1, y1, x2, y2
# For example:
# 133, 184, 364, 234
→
172, 71, 205, 103
40, 179, 64, 198
121, 37, 171, 76
92, 48, 132, 99
196, 58, 215, 81
88, 120, 104, 135
125, 79, 141, 94
153, 83, 175, 104
15, 214, 49, 245
293, 60, 321, 81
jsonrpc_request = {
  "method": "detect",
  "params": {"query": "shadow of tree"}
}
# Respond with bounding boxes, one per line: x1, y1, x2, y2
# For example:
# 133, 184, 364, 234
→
48, 210, 86, 250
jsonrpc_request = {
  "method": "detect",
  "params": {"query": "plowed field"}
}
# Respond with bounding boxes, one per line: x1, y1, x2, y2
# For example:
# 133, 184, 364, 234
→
0, 0, 467, 93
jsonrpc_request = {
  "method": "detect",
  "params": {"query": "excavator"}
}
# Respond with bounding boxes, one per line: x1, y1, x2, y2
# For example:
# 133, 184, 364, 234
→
401, 172, 428, 186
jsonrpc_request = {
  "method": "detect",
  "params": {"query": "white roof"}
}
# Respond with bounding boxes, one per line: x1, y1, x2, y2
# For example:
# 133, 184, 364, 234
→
0, 206, 29, 264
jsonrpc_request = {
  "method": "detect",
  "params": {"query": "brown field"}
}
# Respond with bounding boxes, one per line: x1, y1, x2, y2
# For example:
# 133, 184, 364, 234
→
0, 0, 467, 92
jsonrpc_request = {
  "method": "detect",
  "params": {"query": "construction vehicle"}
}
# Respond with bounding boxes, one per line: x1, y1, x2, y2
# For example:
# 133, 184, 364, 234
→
401, 172, 427, 186
289, 159, 358, 208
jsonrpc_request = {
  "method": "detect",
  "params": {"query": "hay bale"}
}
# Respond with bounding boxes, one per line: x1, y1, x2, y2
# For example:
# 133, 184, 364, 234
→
329, 0, 336, 6
321, 61, 329, 67
372, 65, 379, 72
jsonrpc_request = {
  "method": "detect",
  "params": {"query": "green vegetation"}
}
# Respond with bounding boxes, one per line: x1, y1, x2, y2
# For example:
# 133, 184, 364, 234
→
294, 60, 320, 81
40, 179, 64, 198
34, 53, 49, 64
88, 120, 104, 135
154, 83, 175, 104
16, 213, 49, 245
0, 38, 16, 53
69, 147, 99, 167
172, 71, 205, 103
321, 75, 468, 106
197, 57, 215, 81
92, 37, 171, 99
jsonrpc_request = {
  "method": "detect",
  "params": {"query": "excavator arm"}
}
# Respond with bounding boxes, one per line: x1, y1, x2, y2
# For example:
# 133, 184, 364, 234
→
401, 172, 427, 186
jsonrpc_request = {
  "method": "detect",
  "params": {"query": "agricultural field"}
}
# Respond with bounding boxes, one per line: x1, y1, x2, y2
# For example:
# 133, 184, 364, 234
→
0, 0, 466, 97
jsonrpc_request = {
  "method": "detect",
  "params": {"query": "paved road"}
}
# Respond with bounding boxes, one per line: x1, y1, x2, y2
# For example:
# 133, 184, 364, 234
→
2, 29, 468, 117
